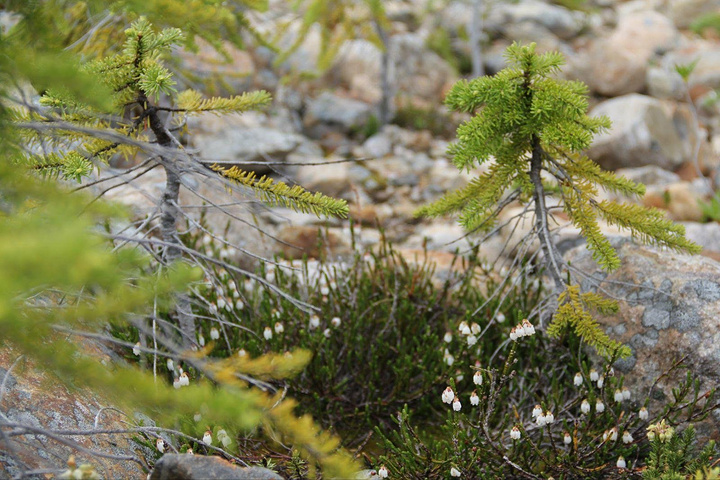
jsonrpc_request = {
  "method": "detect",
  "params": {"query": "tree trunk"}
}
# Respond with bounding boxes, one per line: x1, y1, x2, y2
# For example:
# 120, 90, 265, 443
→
375, 19, 395, 126
149, 107, 196, 348
469, 0, 485, 78
530, 136, 565, 291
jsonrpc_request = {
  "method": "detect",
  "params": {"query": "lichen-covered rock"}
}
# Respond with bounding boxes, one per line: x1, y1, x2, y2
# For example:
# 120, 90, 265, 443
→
0, 347, 146, 479
150, 454, 282, 480
564, 238, 720, 442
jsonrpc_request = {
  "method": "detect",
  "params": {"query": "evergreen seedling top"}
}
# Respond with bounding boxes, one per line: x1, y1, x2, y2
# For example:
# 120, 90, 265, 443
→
419, 43, 700, 358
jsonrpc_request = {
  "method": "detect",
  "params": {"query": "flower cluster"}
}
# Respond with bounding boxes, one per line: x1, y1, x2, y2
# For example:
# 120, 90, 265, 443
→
509, 319, 535, 341
647, 419, 674, 442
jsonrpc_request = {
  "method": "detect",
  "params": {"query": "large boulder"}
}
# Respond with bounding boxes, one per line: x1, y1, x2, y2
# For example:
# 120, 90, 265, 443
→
150, 454, 282, 480
564, 238, 720, 441
587, 94, 698, 171
188, 113, 306, 174
574, 11, 678, 96
485, 0, 586, 40
303, 92, 373, 136
0, 347, 146, 479
664, 0, 720, 28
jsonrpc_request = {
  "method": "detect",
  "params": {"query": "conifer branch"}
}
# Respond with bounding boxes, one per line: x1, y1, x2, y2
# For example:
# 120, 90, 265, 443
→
211, 165, 349, 218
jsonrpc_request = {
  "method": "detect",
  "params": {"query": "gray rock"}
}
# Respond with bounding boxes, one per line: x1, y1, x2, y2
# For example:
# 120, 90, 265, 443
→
646, 66, 686, 100
588, 94, 697, 171
564, 238, 720, 442
189, 123, 304, 172
486, 0, 585, 40
392, 33, 457, 102
666, 0, 720, 28
614, 166, 681, 187
304, 92, 373, 134
661, 44, 720, 95
150, 454, 282, 480
682, 221, 720, 254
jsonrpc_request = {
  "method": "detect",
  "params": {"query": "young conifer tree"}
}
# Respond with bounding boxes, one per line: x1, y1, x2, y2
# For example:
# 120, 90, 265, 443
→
418, 43, 701, 358
14, 18, 348, 346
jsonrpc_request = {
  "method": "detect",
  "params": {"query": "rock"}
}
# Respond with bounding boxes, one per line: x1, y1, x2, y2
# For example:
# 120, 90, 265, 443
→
0, 347, 145, 479
646, 66, 686, 100
665, 0, 720, 28
295, 159, 356, 199
303, 92, 373, 135
275, 226, 352, 260
150, 454, 282, 480
682, 221, 720, 257
587, 94, 698, 171
485, 0, 585, 40
357, 131, 393, 159
563, 238, 720, 442
392, 33, 457, 103
327, 40, 383, 104
660, 44, 720, 100
188, 114, 305, 173
579, 11, 678, 96
177, 38, 255, 94
615, 166, 681, 188
642, 181, 705, 222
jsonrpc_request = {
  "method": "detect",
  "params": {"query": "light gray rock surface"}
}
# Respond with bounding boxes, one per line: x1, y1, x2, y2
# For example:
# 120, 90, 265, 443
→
565, 238, 720, 442
588, 94, 697, 171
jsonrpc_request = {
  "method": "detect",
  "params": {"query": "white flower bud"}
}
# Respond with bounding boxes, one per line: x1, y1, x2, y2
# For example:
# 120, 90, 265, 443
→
473, 371, 483, 386
589, 369, 598, 382
263, 327, 272, 340
444, 352, 455, 366
609, 427, 618, 441
458, 321, 468, 333
210, 327, 220, 340
622, 387, 631, 400
574, 373, 583, 387
237, 348, 246, 357
545, 411, 555, 424
521, 319, 535, 336
622, 431, 633, 444
614, 389, 624, 402
581, 399, 590, 414
452, 397, 461, 412
596, 400, 605, 413
509, 327, 518, 341
444, 331, 453, 343
198, 335, 205, 347
563, 432, 572, 445
536, 414, 547, 426
460, 325, 471, 336
274, 322, 284, 334
510, 426, 521, 440
320, 285, 330, 296
616, 456, 626, 469
166, 358, 174, 371
309, 315, 320, 330
442, 387, 454, 404
496, 312, 506, 323
235, 299, 244, 310
179, 371, 189, 386
209, 303, 218, 315
173, 378, 181, 389
186, 448, 193, 455
133, 342, 141, 356
202, 234, 212, 246
156, 438, 165, 453
217, 298, 227, 311
323, 328, 331, 338
471, 322, 481, 335
331, 317, 341, 327
532, 404, 543, 418
639, 407, 649, 420
203, 431, 212, 445
450, 467, 461, 477
470, 391, 479, 406
597, 375, 604, 388
378, 466, 388, 478
466, 334, 477, 346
